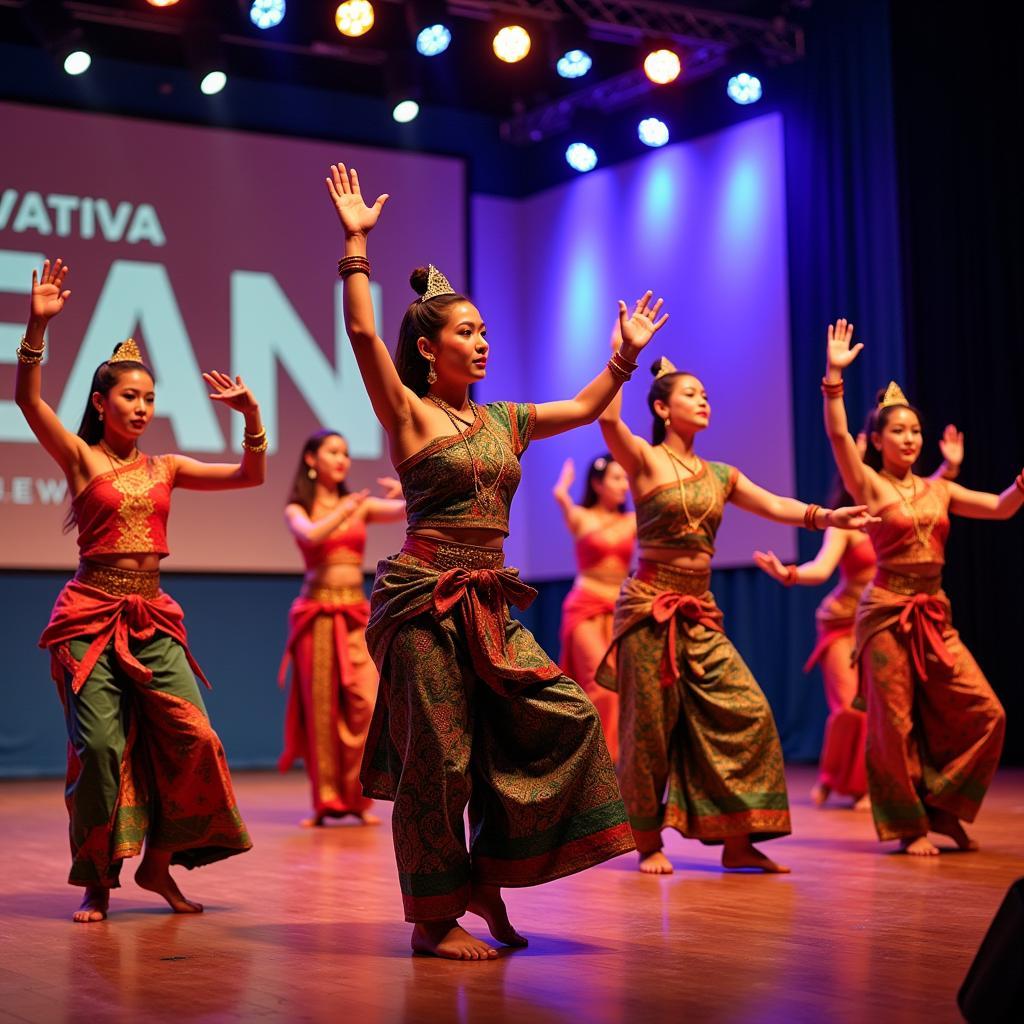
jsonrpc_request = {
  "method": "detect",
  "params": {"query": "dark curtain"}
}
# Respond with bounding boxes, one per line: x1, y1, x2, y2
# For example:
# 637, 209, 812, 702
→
891, 3, 1024, 763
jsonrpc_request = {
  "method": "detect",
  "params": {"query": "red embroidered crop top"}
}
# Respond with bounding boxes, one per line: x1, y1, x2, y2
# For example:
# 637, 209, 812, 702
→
575, 519, 636, 572
866, 477, 950, 569
294, 517, 367, 570
73, 454, 176, 559
636, 461, 737, 555
397, 401, 536, 536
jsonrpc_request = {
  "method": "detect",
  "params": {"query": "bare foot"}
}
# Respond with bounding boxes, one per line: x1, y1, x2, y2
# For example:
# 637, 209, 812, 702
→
638, 850, 674, 874
810, 782, 831, 807
721, 837, 791, 873
410, 920, 498, 961
73, 885, 110, 923
135, 859, 203, 914
900, 835, 939, 856
853, 794, 872, 812
302, 810, 381, 828
929, 811, 980, 851
467, 884, 528, 947
301, 813, 327, 828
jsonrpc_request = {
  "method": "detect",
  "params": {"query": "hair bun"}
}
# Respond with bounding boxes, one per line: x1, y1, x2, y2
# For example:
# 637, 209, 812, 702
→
409, 267, 430, 297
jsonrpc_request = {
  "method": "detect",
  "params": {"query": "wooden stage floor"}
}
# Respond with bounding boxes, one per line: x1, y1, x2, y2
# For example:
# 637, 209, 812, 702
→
1, 765, 1021, 1024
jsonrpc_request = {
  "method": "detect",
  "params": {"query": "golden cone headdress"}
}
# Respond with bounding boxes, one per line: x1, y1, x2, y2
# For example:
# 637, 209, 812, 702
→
109, 338, 144, 364
878, 380, 909, 409
653, 356, 679, 379
420, 264, 457, 303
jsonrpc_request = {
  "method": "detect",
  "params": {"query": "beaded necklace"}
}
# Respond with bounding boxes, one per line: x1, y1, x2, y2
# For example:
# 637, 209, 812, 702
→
661, 443, 715, 537
426, 394, 510, 517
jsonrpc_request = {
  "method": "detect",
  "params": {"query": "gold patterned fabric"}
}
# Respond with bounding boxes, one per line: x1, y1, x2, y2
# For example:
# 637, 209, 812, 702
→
396, 402, 536, 535
635, 461, 737, 555
74, 560, 160, 599
361, 535, 634, 922
598, 562, 790, 852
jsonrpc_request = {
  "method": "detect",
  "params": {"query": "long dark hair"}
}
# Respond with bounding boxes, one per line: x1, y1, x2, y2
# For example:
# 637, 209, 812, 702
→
286, 430, 350, 514
395, 267, 470, 396
581, 453, 627, 512
75, 351, 155, 445
647, 359, 696, 444
863, 394, 924, 472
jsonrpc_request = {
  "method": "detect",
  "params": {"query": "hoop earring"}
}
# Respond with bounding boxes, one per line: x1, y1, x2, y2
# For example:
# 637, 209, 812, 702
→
307, 467, 316, 480
425, 353, 437, 386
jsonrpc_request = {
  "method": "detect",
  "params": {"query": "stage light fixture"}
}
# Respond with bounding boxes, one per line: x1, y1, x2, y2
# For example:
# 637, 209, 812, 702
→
200, 70, 227, 95
556, 49, 592, 79
250, 0, 285, 31
392, 99, 420, 123
643, 48, 681, 85
146, 0, 181, 7
638, 117, 669, 148
565, 142, 598, 173
63, 50, 91, 76
727, 72, 762, 105
336, 0, 374, 39
493, 25, 531, 64
416, 24, 451, 57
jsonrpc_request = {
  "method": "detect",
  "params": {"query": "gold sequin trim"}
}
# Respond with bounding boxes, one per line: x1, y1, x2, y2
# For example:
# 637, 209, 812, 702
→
310, 615, 341, 806
302, 584, 367, 605
404, 537, 506, 571
75, 561, 160, 598
874, 569, 942, 597
636, 558, 711, 596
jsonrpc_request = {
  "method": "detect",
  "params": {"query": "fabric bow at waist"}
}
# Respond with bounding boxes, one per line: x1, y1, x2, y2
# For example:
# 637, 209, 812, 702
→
897, 592, 955, 680
278, 594, 370, 687
650, 590, 724, 685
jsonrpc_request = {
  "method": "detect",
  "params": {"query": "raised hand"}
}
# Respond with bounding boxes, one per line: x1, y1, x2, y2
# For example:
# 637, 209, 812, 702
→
829, 504, 880, 530
377, 476, 404, 500
203, 371, 259, 414
554, 457, 575, 496
753, 550, 789, 584
938, 424, 964, 469
31, 259, 71, 321
826, 318, 863, 373
325, 163, 390, 237
618, 291, 669, 357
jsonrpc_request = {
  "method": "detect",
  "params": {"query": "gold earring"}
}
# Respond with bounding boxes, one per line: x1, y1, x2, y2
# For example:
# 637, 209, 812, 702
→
307, 467, 316, 480
425, 353, 437, 385
98, 408, 104, 422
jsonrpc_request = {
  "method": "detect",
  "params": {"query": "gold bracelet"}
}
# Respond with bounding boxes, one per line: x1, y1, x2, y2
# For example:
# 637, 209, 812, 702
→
242, 435, 269, 454
16, 336, 45, 364
606, 358, 632, 383
244, 427, 267, 441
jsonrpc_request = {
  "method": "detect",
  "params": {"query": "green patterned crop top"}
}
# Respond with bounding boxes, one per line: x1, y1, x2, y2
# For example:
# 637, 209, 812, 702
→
636, 459, 738, 555
396, 401, 536, 536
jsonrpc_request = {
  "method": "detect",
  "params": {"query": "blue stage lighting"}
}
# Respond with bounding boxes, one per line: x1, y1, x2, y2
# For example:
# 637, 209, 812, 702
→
727, 72, 762, 105
416, 23, 451, 57
393, 99, 420, 123
250, 0, 285, 30
638, 117, 670, 148
565, 142, 598, 173
556, 49, 592, 79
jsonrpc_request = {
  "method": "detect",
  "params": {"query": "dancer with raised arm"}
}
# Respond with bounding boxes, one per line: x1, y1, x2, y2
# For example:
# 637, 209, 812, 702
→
278, 430, 405, 827
15, 259, 261, 923
597, 358, 878, 875
823, 319, 1014, 855
754, 427, 963, 810
553, 455, 636, 762
325, 162, 667, 960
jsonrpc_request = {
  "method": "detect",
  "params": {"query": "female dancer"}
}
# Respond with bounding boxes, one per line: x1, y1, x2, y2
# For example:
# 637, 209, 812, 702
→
553, 455, 636, 762
278, 429, 405, 827
326, 161, 666, 960
16, 259, 261, 922
597, 358, 877, 875
754, 427, 963, 809
823, 318, 1013, 855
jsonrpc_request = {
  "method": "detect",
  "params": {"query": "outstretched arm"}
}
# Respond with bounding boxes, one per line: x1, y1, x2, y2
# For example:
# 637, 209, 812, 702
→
754, 527, 849, 587
326, 163, 417, 436
822, 319, 883, 506
365, 477, 406, 524
285, 490, 370, 543
532, 293, 668, 441
172, 372, 266, 489
731, 472, 878, 529
14, 259, 89, 477
552, 458, 585, 533
947, 476, 1024, 520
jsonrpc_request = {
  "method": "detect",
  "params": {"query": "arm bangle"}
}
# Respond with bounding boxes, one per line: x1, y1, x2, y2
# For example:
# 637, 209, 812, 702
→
242, 435, 269, 454
803, 503, 822, 531
338, 256, 371, 279
820, 377, 844, 398
783, 565, 799, 586
606, 359, 632, 383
